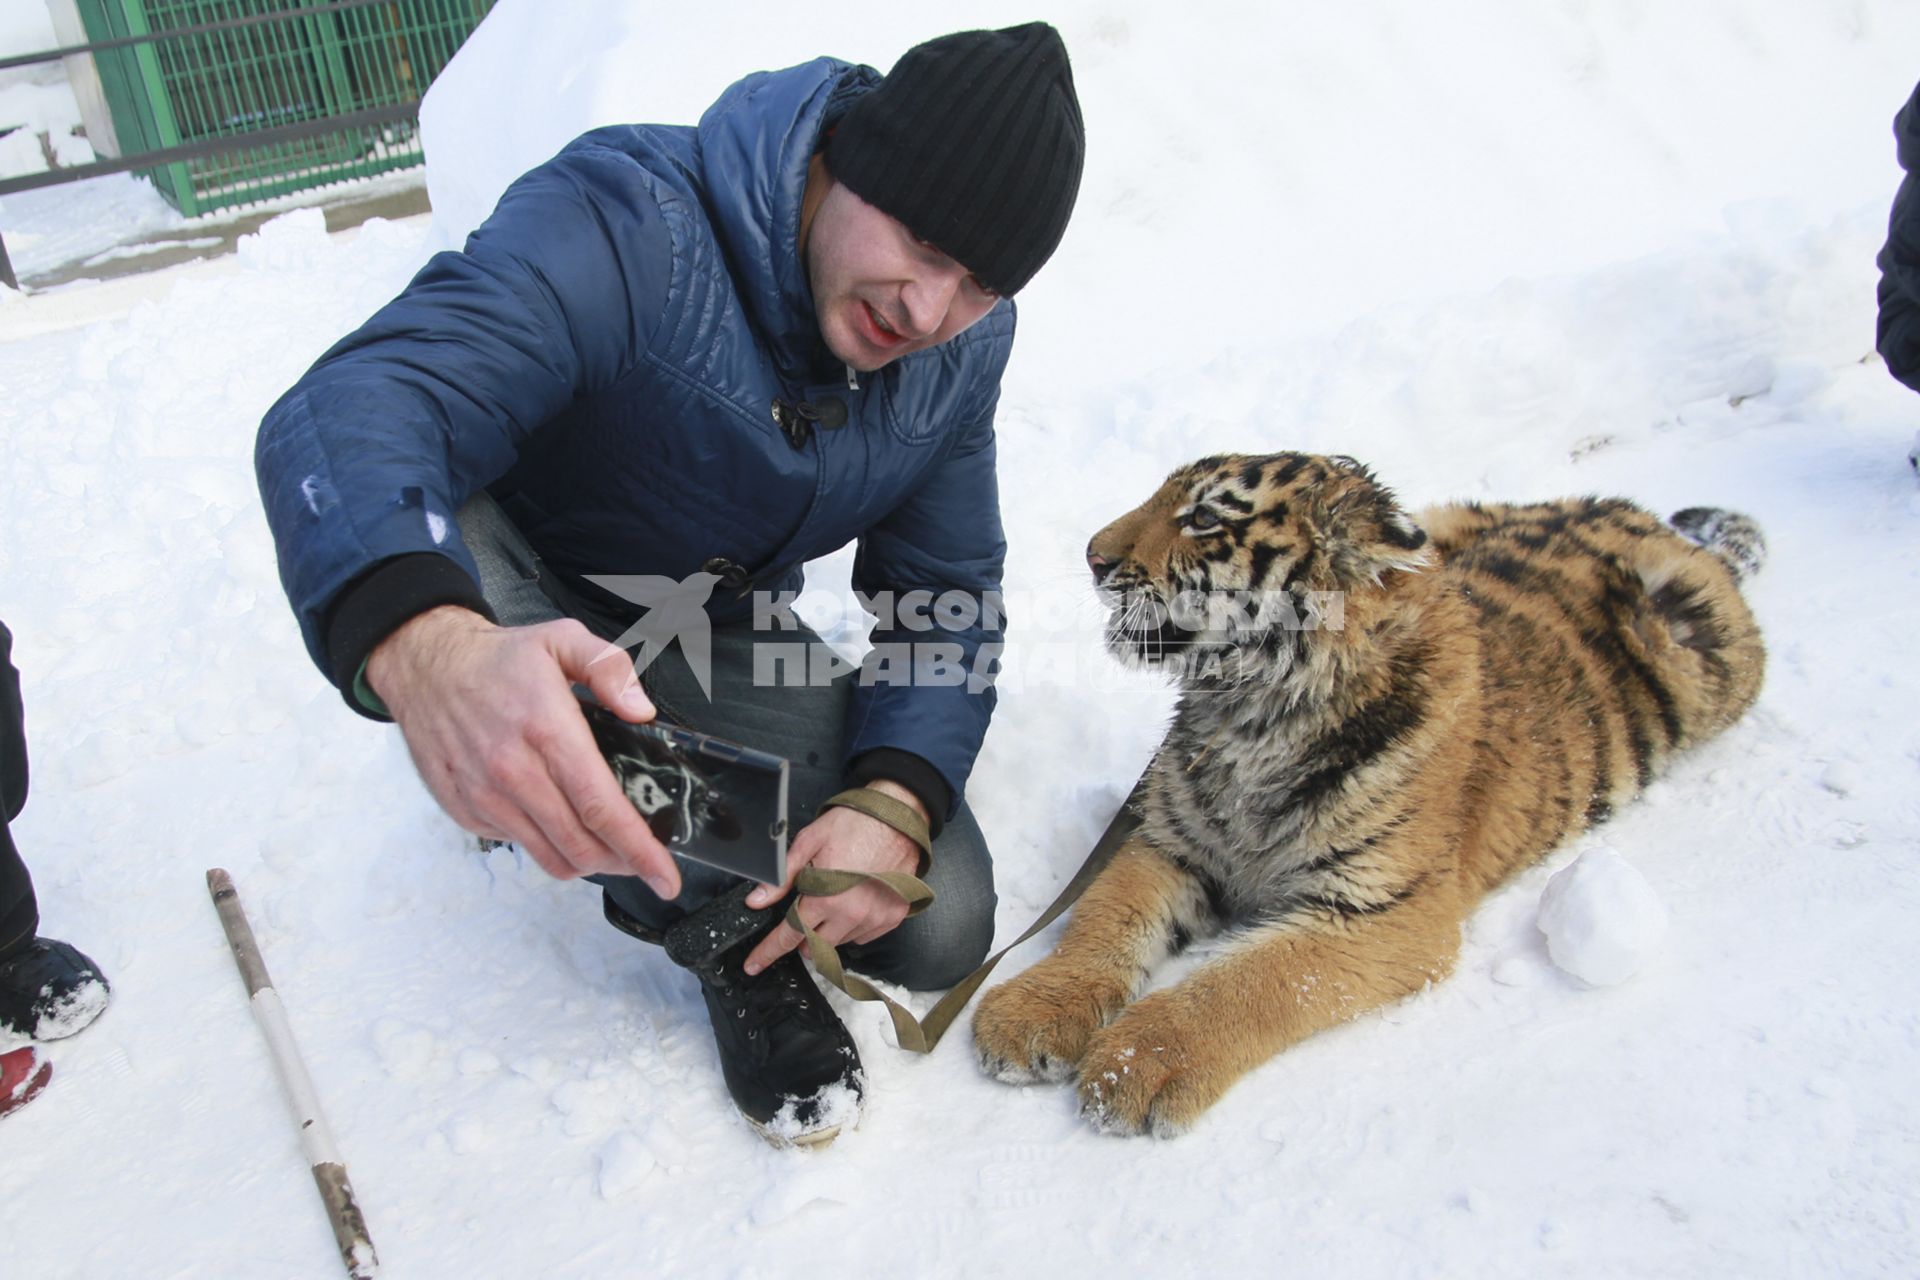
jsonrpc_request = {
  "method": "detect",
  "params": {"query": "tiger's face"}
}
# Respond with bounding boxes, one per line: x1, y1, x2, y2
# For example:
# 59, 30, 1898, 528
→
1086, 452, 1432, 676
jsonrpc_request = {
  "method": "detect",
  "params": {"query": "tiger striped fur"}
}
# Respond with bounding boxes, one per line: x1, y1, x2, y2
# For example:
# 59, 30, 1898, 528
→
972, 452, 1766, 1137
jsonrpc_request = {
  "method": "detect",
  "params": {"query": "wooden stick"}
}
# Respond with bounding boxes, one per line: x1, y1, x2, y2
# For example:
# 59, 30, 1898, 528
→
207, 869, 379, 1280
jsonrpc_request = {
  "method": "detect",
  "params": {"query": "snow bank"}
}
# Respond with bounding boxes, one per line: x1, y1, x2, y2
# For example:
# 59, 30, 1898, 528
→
418, 0, 1008, 253
425, 0, 1920, 378
0, 7, 56, 53
0, 5, 83, 182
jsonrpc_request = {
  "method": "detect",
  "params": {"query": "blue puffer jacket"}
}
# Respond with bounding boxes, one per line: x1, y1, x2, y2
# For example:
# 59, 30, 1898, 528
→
255, 58, 1013, 809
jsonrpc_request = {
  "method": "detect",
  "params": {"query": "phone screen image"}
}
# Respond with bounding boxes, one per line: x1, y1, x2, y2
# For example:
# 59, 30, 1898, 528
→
581, 702, 790, 886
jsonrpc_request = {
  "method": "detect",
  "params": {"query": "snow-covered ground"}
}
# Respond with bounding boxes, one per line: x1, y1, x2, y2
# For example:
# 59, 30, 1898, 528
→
4, 2, 1919, 1276
0, 4, 190, 278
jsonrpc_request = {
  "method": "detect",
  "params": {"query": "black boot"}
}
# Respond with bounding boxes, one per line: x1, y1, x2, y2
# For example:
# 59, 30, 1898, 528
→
613, 886, 864, 1146
0, 938, 109, 1044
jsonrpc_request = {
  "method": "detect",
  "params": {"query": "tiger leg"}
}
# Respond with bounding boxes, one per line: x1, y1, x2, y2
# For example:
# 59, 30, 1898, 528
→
1623, 531, 1767, 741
1075, 891, 1463, 1137
973, 840, 1213, 1084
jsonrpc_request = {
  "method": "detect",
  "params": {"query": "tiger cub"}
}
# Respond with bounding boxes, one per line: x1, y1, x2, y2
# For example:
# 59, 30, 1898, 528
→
973, 452, 1765, 1136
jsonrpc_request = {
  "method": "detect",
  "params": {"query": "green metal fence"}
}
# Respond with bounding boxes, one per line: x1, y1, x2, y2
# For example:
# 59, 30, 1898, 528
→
70, 0, 492, 216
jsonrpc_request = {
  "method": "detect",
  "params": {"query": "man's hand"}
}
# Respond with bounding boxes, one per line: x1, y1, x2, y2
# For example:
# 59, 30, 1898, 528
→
741, 780, 928, 976
365, 605, 682, 898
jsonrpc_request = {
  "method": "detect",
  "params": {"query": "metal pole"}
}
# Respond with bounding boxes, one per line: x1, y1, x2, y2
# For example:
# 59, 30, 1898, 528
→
207, 869, 379, 1280
0, 103, 421, 198
0, 0, 423, 73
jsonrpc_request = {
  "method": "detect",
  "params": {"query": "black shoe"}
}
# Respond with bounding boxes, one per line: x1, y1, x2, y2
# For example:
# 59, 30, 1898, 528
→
662, 887, 864, 1147
0, 939, 110, 1044
601, 891, 666, 945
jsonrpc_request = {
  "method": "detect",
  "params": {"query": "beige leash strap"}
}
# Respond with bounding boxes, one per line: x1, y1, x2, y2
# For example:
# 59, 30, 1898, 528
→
818, 787, 933, 871
787, 777, 1147, 1054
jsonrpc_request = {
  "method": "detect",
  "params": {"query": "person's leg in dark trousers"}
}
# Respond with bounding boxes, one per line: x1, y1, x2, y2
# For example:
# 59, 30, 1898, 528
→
0, 622, 39, 960
0, 620, 110, 1083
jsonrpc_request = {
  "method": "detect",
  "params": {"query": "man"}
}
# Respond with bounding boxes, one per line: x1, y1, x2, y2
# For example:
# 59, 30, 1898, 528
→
256, 24, 1083, 1143
1876, 76, 1920, 476
1, 621, 112, 1117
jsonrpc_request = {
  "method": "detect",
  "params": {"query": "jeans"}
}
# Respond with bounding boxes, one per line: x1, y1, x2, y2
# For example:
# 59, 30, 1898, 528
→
456, 493, 997, 991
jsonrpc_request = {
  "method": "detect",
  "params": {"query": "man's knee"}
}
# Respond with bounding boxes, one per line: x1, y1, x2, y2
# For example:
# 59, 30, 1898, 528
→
844, 903, 994, 992
842, 807, 996, 991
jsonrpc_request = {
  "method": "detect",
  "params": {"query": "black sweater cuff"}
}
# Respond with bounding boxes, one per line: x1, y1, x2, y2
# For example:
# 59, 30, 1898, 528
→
848, 748, 953, 841
323, 553, 495, 720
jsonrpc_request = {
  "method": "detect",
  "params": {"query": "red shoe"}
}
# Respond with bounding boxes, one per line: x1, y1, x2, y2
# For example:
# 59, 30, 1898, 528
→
1, 1045, 50, 1117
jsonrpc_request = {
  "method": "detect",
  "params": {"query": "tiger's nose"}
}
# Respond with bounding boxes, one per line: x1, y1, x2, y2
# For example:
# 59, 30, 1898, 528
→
1087, 549, 1114, 581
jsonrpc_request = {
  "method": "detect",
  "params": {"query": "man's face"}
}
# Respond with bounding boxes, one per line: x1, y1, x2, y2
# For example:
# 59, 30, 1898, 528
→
804, 174, 1002, 372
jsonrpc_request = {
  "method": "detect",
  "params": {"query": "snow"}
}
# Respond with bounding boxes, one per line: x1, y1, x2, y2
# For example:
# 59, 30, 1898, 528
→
4, 1, 1920, 1277
763, 1079, 865, 1147
0, 2, 108, 227
0, 167, 184, 281
593, 1129, 656, 1200
1537, 847, 1670, 987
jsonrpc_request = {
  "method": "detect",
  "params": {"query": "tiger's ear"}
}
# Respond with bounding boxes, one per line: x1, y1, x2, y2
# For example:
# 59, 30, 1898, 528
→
1316, 477, 1433, 586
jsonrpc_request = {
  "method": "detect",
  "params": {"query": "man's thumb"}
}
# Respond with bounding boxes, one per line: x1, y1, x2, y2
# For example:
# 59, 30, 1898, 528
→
555, 625, 655, 722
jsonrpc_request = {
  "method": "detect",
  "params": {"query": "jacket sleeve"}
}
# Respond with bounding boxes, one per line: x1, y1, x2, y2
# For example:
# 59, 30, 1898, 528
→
1877, 80, 1920, 392
254, 133, 674, 689
843, 378, 1009, 818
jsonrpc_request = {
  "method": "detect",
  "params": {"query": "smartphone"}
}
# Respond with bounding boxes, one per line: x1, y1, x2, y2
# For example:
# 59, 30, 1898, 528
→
580, 701, 790, 886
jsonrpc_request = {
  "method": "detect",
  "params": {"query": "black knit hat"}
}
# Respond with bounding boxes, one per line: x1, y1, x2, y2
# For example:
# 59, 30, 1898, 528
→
824, 23, 1084, 296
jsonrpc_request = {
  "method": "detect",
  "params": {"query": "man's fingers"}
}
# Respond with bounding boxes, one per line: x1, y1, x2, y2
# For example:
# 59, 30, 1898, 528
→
503, 822, 585, 882
513, 768, 638, 879
381, 616, 674, 889
547, 620, 654, 723
744, 919, 805, 976
467, 792, 586, 882
746, 839, 815, 909
848, 914, 901, 947
745, 900, 856, 974
746, 867, 799, 910
457, 726, 644, 882
810, 888, 907, 950
540, 713, 682, 897
744, 888, 907, 975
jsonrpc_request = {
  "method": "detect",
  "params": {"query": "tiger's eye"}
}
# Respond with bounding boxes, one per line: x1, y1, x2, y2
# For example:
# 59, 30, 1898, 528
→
1187, 508, 1221, 531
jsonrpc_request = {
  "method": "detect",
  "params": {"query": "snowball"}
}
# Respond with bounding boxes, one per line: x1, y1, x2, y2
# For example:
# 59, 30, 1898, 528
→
749, 1168, 852, 1226
444, 1112, 489, 1155
1489, 956, 1537, 987
1818, 761, 1859, 797
1723, 354, 1774, 404
456, 1048, 501, 1077
1536, 847, 1669, 986
62, 730, 131, 788
595, 1131, 655, 1201
370, 1019, 438, 1078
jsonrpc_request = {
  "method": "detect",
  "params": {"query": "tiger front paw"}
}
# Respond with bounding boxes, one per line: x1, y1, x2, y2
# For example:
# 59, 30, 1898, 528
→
1074, 994, 1222, 1138
972, 963, 1127, 1085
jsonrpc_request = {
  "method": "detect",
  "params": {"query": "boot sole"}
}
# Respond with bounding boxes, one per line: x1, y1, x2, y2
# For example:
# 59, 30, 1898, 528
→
747, 1116, 846, 1150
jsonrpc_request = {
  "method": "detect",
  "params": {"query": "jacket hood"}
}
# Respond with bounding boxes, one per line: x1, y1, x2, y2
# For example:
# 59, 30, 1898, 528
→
695, 57, 881, 384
